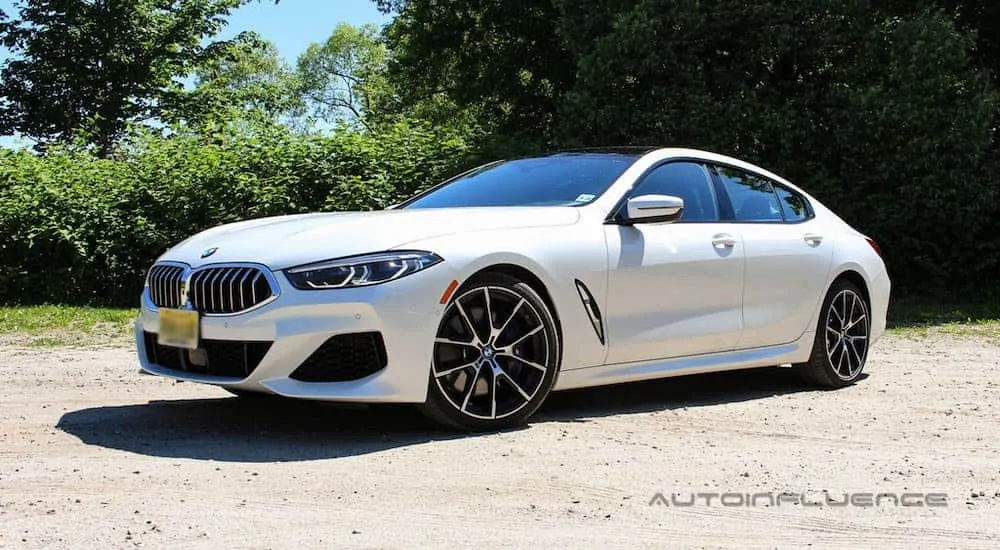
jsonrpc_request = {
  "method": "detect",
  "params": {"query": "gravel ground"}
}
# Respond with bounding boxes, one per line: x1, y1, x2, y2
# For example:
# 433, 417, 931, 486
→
1, 334, 999, 549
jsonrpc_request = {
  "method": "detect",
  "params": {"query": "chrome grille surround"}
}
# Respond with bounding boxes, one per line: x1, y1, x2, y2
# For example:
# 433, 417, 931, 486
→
143, 261, 280, 316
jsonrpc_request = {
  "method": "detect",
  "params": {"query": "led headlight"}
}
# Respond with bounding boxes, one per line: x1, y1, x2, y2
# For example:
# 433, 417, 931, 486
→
285, 251, 443, 289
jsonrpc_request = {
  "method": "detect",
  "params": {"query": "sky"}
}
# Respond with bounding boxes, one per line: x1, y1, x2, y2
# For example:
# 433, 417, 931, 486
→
221, 0, 392, 62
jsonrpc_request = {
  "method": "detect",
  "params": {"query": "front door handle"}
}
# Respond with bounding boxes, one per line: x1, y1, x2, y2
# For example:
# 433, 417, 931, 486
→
803, 233, 824, 246
712, 233, 737, 249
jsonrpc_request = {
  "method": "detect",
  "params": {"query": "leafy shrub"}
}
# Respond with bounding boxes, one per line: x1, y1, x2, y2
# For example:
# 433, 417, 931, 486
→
0, 119, 470, 305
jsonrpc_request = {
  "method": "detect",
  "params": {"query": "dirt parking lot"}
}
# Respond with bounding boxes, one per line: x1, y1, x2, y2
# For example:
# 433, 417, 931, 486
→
1, 333, 999, 548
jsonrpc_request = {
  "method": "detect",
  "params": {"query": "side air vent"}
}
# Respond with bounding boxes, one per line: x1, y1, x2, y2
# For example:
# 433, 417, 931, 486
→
574, 279, 605, 345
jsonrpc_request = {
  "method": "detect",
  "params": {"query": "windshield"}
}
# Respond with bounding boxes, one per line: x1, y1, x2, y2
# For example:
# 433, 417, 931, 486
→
401, 153, 640, 209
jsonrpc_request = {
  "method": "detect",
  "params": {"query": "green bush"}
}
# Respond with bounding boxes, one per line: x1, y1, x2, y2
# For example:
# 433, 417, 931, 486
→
0, 120, 470, 305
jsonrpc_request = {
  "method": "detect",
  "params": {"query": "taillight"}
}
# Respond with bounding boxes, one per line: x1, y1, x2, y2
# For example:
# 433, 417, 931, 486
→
865, 237, 882, 258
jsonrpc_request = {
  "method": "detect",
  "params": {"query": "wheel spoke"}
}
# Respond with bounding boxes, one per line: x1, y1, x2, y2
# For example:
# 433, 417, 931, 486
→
434, 360, 479, 379
455, 300, 482, 345
499, 352, 547, 373
846, 340, 863, 374
435, 337, 478, 348
845, 314, 868, 332
483, 287, 494, 334
826, 325, 840, 337
827, 337, 840, 362
460, 363, 484, 412
504, 324, 543, 350
498, 369, 533, 402
837, 343, 849, 376
494, 298, 525, 342
489, 365, 498, 419
830, 303, 844, 326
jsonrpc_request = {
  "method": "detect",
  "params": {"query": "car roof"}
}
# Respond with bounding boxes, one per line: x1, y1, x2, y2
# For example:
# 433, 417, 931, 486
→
550, 146, 663, 156
516, 146, 799, 193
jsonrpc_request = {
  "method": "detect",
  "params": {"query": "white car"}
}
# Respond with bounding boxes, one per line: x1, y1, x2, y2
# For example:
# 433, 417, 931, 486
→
136, 147, 890, 430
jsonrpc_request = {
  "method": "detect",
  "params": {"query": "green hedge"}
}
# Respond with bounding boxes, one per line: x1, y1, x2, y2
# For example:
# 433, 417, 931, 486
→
0, 120, 470, 305
1, 114, 997, 307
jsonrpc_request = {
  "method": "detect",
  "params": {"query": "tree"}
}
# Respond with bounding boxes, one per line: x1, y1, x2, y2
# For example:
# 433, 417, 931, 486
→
378, 0, 574, 150
162, 31, 303, 130
295, 23, 389, 127
0, 0, 248, 155
381, 0, 998, 291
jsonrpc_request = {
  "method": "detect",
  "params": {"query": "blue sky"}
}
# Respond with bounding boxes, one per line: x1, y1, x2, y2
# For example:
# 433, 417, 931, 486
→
222, 0, 391, 61
0, 0, 391, 63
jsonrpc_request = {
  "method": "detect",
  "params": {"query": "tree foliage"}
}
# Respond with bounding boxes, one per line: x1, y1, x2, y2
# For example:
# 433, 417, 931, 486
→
0, 0, 248, 155
381, 0, 1000, 292
380, 0, 573, 148
162, 31, 303, 132
296, 23, 389, 127
1, 0, 998, 303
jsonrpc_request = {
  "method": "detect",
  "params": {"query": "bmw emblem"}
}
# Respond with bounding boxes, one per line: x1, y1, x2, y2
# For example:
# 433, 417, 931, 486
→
201, 247, 218, 259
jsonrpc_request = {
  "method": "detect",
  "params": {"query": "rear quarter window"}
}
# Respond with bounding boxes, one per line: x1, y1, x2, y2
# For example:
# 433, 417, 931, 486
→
774, 185, 813, 222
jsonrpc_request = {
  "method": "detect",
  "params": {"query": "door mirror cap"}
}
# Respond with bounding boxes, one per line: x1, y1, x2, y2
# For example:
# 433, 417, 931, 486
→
622, 194, 684, 225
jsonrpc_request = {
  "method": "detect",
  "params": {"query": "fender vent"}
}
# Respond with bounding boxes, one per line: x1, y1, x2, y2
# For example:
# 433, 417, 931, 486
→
574, 279, 605, 345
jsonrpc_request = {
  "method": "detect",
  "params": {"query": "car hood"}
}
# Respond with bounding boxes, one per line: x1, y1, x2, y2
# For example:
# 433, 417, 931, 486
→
160, 207, 581, 270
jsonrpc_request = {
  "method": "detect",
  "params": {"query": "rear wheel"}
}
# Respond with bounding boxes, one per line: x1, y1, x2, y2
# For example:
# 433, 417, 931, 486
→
420, 272, 561, 431
798, 279, 870, 387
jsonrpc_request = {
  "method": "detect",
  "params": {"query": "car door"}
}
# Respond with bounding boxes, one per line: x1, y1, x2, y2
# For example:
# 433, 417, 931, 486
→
603, 161, 745, 364
711, 165, 833, 349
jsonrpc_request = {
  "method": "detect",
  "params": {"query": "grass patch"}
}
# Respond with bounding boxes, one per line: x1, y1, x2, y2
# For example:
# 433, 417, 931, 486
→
0, 306, 137, 347
1, 297, 999, 347
887, 298, 1000, 341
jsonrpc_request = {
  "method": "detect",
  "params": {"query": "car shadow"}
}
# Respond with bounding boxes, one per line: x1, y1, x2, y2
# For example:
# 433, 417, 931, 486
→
57, 367, 835, 463
539, 367, 849, 422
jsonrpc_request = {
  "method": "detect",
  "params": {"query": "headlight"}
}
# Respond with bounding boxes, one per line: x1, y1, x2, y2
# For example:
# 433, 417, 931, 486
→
285, 251, 443, 289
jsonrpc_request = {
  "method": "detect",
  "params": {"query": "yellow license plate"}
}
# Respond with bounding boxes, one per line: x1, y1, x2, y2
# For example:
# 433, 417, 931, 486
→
158, 308, 200, 349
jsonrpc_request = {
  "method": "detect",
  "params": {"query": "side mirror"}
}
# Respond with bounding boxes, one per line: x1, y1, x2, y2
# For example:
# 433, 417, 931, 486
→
622, 194, 684, 224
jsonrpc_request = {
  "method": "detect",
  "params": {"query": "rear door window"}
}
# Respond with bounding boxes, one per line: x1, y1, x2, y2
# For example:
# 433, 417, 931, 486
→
715, 166, 783, 222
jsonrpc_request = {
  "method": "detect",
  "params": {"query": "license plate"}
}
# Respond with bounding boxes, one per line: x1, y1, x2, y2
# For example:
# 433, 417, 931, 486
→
158, 308, 200, 349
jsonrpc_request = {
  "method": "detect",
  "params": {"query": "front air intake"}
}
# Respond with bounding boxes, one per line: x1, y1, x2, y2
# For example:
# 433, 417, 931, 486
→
143, 331, 272, 379
290, 332, 388, 382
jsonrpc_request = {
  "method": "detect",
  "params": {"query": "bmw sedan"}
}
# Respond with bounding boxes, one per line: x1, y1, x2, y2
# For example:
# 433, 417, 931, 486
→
136, 147, 890, 430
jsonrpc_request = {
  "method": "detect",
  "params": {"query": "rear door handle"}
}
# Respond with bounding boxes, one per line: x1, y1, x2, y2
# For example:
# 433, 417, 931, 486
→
712, 233, 737, 249
803, 233, 824, 246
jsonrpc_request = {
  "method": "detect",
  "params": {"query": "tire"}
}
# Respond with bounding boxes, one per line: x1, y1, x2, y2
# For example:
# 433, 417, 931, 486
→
420, 272, 561, 431
797, 279, 871, 388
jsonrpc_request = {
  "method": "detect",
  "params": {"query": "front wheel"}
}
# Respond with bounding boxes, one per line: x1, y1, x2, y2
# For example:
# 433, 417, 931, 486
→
798, 279, 871, 387
420, 272, 561, 431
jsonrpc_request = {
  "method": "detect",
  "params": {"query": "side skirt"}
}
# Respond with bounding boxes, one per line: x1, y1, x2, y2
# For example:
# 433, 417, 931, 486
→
552, 330, 814, 391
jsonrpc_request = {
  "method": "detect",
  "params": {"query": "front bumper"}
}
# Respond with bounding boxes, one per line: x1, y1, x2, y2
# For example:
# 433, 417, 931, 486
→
135, 262, 458, 403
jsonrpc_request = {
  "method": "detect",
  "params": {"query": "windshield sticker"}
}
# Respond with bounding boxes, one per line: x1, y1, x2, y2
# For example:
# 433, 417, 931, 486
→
575, 193, 596, 203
